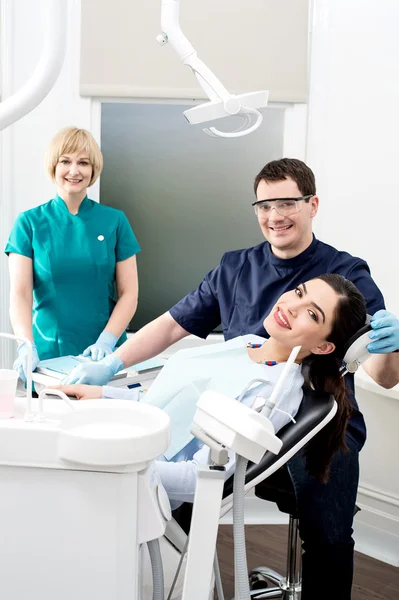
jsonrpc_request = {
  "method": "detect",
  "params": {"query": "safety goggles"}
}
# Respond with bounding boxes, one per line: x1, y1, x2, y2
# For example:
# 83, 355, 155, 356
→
252, 195, 313, 218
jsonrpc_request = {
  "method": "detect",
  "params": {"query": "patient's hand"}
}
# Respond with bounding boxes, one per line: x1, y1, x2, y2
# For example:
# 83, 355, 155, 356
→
56, 384, 103, 400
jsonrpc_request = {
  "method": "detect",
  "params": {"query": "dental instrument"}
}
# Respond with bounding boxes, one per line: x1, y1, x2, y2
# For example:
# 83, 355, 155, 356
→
157, 0, 269, 139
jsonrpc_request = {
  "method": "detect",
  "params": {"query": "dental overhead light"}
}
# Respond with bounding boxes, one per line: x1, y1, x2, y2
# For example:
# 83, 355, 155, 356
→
157, 0, 269, 139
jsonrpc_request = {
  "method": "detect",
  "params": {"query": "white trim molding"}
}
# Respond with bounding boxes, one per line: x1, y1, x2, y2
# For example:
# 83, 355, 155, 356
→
219, 486, 399, 567
355, 485, 399, 567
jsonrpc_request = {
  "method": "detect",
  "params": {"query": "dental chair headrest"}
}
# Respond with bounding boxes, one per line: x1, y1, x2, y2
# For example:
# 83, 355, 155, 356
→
341, 315, 372, 374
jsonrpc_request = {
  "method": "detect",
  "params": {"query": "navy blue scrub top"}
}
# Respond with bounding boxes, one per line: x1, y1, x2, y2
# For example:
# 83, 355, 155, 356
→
5, 196, 141, 360
170, 236, 385, 449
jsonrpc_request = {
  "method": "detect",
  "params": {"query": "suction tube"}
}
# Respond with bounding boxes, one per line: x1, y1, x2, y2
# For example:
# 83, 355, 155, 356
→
233, 455, 251, 600
147, 538, 165, 600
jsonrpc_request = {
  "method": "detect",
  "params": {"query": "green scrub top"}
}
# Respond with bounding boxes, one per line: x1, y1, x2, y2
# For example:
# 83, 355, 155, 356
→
5, 195, 141, 360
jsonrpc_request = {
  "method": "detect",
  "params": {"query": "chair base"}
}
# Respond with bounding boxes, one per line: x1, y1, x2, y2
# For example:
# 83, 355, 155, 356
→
249, 566, 301, 598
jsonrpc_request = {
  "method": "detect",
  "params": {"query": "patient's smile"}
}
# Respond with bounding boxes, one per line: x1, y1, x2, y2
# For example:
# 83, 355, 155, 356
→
274, 308, 291, 329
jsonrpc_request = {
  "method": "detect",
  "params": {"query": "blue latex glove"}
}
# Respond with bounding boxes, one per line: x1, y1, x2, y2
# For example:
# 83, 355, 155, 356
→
368, 310, 399, 354
62, 354, 124, 385
13, 342, 39, 384
82, 331, 118, 362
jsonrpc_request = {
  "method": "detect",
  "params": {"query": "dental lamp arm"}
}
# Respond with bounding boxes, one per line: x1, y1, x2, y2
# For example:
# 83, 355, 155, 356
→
158, 0, 268, 138
0, 0, 66, 131
159, 0, 230, 102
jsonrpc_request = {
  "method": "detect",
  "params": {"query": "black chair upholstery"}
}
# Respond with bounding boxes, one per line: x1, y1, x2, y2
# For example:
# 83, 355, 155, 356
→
255, 464, 297, 517
172, 388, 335, 533
222, 387, 335, 498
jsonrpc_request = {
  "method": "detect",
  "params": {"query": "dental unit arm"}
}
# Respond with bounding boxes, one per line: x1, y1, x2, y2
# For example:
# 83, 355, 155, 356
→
157, 0, 269, 139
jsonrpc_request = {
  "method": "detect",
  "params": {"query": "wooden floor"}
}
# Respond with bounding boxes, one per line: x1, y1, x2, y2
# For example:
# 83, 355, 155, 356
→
216, 525, 399, 599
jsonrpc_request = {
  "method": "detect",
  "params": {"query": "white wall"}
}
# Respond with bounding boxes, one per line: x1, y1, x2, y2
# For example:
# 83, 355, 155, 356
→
307, 0, 399, 317
80, 0, 309, 102
308, 0, 399, 566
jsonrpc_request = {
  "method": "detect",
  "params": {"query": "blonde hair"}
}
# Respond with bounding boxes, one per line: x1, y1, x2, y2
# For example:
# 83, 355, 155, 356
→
45, 127, 104, 186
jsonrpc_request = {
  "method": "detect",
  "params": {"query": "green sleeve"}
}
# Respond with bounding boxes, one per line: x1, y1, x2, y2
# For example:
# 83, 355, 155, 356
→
4, 212, 33, 258
115, 211, 141, 262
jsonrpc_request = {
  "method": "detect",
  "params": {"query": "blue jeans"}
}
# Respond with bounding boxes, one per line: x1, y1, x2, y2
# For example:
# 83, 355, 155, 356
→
287, 435, 360, 600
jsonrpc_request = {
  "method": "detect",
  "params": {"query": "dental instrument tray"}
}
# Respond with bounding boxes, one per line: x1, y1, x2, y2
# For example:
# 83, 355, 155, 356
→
34, 355, 166, 389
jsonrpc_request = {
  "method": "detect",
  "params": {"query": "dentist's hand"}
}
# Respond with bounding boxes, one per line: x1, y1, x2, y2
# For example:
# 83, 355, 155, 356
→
13, 342, 39, 383
62, 354, 124, 385
368, 310, 399, 354
82, 331, 118, 362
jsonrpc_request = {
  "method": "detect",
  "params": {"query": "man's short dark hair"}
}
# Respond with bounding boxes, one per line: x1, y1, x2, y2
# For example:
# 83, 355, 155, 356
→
254, 158, 316, 197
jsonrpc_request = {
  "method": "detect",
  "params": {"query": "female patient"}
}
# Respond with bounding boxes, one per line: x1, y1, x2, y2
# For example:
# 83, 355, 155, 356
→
60, 274, 366, 504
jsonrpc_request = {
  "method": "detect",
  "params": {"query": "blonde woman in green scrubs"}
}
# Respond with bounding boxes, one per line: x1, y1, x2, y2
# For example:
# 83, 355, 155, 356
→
5, 127, 140, 382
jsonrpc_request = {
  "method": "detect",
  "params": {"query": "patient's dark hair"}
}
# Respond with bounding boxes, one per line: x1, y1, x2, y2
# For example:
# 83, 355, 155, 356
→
302, 274, 367, 483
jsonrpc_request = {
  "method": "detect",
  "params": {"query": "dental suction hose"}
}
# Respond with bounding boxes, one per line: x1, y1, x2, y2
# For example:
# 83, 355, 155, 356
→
147, 538, 165, 600
233, 454, 251, 600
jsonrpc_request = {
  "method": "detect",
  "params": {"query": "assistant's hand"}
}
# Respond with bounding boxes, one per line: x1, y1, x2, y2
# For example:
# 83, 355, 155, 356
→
13, 342, 39, 383
82, 331, 118, 362
56, 384, 104, 400
368, 310, 399, 354
62, 354, 124, 385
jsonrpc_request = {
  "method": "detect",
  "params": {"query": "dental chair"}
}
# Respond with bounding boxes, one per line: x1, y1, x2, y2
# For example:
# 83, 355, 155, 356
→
166, 319, 372, 600
164, 387, 336, 600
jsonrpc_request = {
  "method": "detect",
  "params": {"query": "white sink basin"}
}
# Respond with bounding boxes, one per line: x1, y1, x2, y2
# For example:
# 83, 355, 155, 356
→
58, 401, 170, 466
0, 398, 170, 472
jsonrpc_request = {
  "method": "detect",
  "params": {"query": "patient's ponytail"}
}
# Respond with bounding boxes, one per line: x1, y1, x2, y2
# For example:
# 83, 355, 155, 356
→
302, 274, 367, 483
